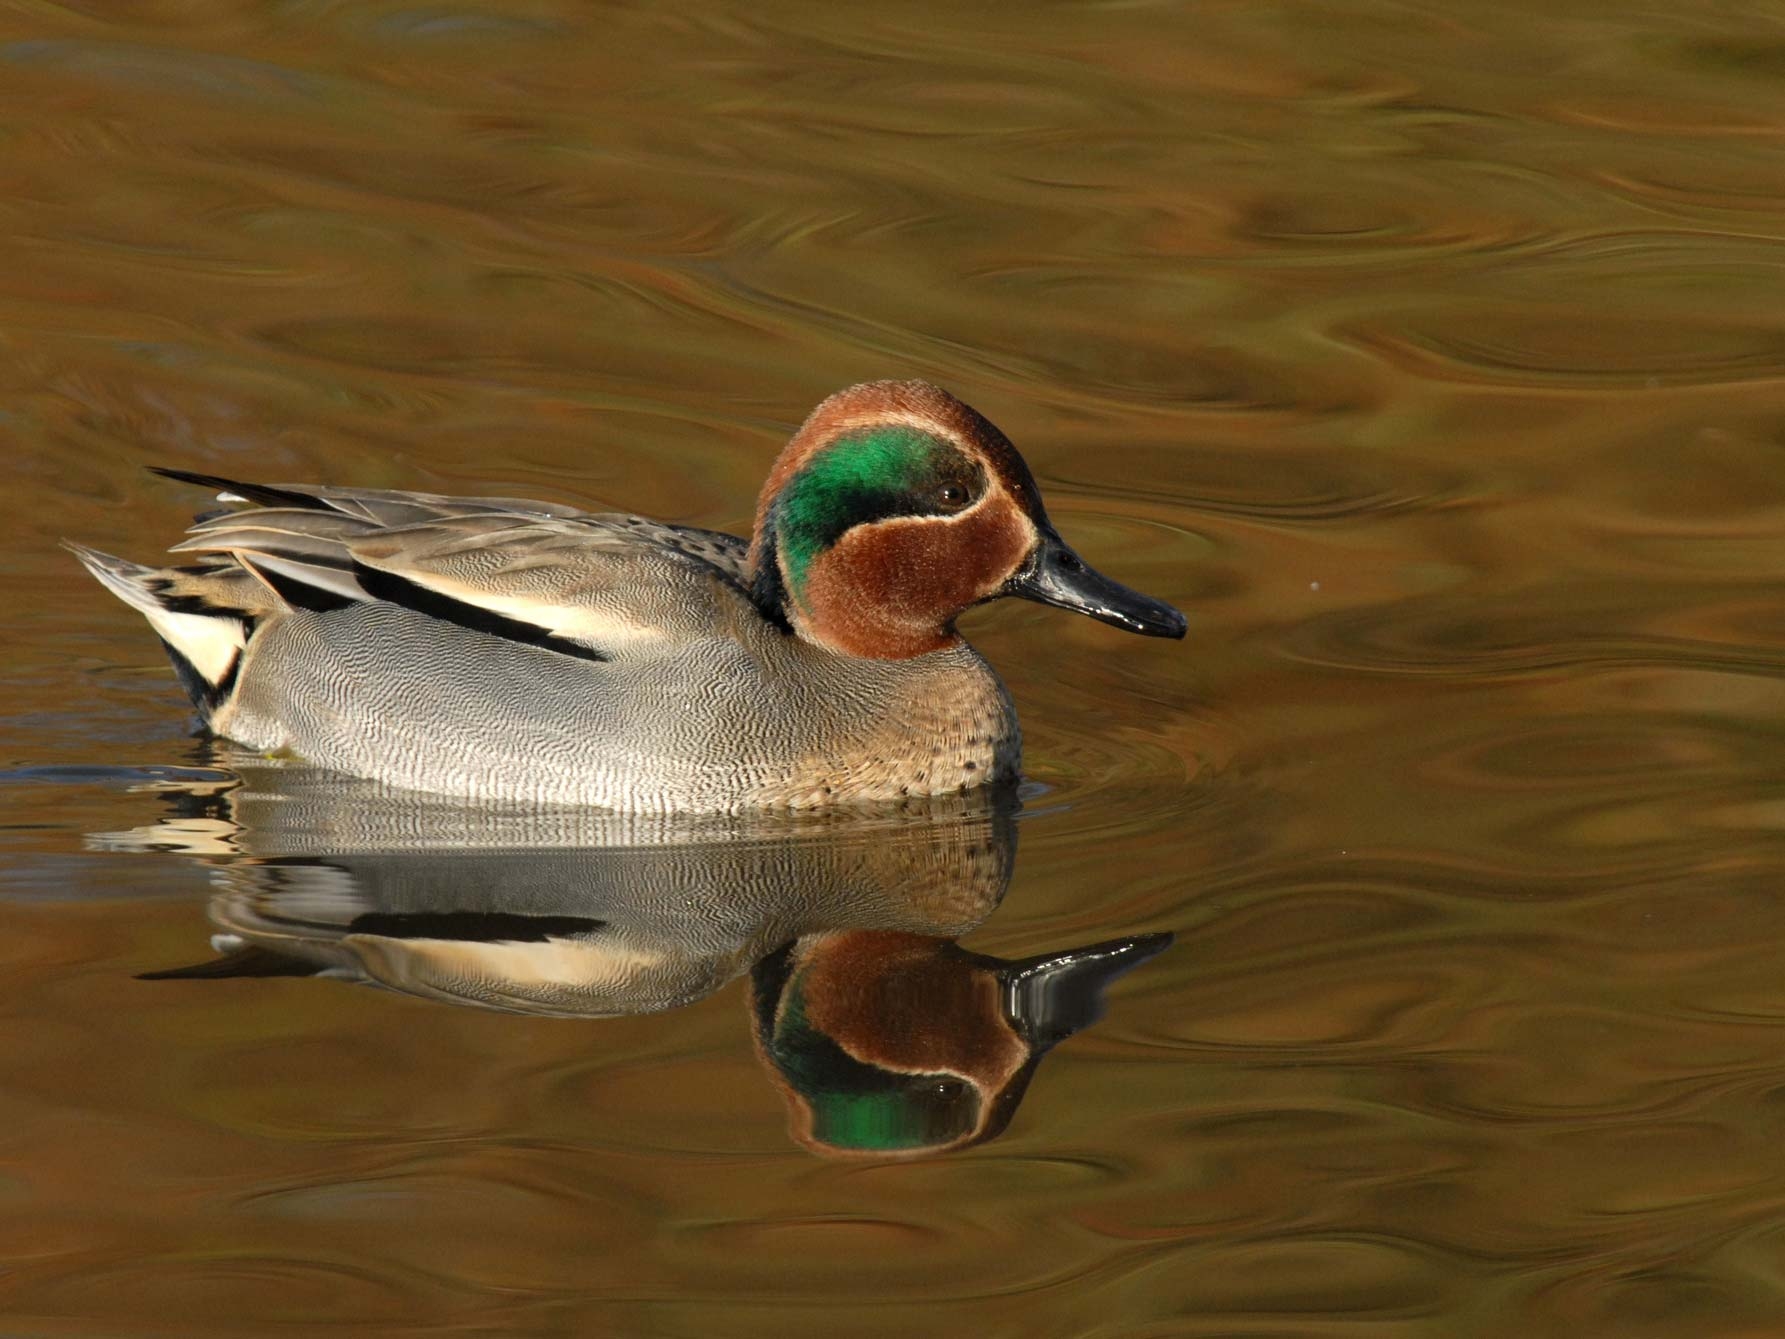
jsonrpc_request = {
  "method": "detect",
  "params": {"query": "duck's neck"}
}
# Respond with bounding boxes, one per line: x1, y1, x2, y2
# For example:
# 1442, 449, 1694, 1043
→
750, 522, 961, 660
746, 524, 795, 635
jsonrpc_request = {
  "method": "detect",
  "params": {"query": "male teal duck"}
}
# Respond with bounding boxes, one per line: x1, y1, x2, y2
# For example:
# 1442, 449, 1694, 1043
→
71, 380, 1184, 811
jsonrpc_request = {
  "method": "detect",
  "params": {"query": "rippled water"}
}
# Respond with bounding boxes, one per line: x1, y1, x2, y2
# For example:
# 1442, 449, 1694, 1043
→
7, 1, 1785, 1334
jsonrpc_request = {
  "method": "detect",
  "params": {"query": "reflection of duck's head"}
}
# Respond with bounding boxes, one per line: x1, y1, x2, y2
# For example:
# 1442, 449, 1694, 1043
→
752, 929, 1171, 1156
119, 762, 1170, 1158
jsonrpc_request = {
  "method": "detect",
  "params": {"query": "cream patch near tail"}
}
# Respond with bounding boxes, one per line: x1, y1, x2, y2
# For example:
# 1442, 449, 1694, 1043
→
67, 542, 248, 694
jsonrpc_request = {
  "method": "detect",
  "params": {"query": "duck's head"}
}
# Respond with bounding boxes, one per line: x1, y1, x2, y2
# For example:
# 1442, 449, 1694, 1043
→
749, 380, 1187, 658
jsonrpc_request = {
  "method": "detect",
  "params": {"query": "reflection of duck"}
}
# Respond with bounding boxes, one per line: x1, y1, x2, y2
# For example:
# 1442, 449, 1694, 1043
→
754, 931, 1170, 1156
69, 380, 1184, 811
127, 762, 1016, 1016
120, 758, 1170, 1154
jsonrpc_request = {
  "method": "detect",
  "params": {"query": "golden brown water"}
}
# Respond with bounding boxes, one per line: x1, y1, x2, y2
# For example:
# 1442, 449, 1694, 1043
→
6, 1, 1785, 1333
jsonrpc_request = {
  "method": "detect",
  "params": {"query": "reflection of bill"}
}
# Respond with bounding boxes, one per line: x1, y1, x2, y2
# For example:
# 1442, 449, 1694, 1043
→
112, 757, 1170, 1155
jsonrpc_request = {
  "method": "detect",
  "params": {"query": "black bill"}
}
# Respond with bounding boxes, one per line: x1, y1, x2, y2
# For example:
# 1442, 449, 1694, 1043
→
1007, 528, 1186, 638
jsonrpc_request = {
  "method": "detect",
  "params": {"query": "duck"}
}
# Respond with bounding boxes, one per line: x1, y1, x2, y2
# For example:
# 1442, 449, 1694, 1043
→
70, 380, 1185, 811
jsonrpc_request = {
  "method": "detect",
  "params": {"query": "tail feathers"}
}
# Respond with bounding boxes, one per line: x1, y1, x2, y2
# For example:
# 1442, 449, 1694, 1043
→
67, 542, 264, 709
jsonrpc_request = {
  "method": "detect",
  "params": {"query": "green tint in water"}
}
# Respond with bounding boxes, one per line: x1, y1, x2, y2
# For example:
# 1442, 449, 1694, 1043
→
5, 0, 1785, 1335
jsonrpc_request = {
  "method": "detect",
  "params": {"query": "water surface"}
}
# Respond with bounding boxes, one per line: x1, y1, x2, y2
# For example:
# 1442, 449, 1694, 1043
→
6, 2, 1785, 1335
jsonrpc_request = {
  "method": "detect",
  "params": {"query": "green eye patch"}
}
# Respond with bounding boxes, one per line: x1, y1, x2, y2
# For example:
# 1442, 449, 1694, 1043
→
771, 426, 985, 604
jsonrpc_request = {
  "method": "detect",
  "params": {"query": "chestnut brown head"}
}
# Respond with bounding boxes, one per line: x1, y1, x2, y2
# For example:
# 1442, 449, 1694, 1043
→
749, 380, 1186, 659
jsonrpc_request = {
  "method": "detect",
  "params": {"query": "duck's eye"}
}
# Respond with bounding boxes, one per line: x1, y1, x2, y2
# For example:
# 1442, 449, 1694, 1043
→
937, 483, 969, 510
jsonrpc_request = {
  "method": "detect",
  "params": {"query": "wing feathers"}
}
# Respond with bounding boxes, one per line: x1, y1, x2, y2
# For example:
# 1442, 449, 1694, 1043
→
142, 469, 754, 661
234, 552, 367, 609
351, 561, 608, 662
150, 467, 331, 512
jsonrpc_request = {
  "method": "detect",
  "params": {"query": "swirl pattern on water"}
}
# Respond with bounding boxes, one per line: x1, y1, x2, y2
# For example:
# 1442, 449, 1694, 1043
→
5, 0, 1785, 1334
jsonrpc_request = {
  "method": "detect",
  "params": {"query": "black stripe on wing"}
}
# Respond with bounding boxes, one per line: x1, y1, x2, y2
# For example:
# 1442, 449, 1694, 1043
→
151, 467, 334, 512
352, 562, 608, 663
234, 554, 357, 614
139, 946, 321, 981
345, 911, 605, 942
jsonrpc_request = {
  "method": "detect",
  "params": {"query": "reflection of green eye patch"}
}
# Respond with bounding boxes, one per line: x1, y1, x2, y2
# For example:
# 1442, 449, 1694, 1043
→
770, 988, 980, 1151
773, 426, 985, 605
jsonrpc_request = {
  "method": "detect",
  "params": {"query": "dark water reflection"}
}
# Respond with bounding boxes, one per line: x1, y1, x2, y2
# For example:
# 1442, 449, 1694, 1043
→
113, 761, 1168, 1157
